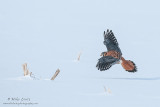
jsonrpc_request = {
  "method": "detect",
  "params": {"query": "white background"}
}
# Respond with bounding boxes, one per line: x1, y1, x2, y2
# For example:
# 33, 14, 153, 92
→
0, 0, 160, 107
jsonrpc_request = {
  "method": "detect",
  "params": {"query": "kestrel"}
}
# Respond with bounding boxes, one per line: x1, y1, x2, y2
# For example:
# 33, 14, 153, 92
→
96, 29, 137, 72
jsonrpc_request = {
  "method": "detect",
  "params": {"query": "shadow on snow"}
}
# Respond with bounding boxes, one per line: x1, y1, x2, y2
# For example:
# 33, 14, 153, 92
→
102, 77, 160, 80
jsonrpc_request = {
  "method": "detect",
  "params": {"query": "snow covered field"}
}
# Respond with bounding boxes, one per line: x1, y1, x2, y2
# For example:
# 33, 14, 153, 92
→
1, 0, 160, 107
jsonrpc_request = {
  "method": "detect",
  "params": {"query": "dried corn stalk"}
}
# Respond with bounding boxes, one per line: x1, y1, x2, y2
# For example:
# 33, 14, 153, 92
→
77, 52, 82, 61
22, 63, 30, 76
51, 69, 60, 80
104, 86, 112, 95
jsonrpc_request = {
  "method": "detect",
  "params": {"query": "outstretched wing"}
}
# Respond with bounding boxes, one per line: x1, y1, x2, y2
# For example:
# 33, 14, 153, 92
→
96, 56, 119, 71
103, 29, 122, 55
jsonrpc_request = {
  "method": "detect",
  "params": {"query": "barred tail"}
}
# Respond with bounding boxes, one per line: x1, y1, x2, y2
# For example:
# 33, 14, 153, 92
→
121, 57, 137, 73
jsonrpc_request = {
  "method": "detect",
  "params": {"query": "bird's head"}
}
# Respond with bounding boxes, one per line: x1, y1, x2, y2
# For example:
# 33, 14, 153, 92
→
100, 52, 107, 56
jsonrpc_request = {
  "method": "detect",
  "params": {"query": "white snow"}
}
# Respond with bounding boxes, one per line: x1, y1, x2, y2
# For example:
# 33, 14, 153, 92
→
1, 0, 160, 107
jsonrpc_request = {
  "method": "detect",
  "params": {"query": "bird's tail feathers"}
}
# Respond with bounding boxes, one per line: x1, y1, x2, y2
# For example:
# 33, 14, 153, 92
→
121, 57, 137, 73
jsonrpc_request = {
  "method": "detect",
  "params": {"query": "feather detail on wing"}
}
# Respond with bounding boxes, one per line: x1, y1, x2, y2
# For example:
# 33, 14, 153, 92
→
96, 56, 119, 71
103, 29, 122, 55
104, 29, 119, 46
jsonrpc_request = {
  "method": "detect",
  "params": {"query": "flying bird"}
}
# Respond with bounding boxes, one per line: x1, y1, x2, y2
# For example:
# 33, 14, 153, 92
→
96, 29, 137, 72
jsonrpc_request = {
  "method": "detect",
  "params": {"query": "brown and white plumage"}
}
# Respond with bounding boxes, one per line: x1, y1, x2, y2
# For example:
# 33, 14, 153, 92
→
96, 29, 137, 72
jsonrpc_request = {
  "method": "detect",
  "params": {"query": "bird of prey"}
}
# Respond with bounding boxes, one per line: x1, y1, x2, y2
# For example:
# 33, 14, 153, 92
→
96, 29, 137, 72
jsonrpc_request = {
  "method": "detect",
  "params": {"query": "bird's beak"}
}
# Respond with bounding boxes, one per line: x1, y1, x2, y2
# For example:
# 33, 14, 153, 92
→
100, 54, 103, 56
